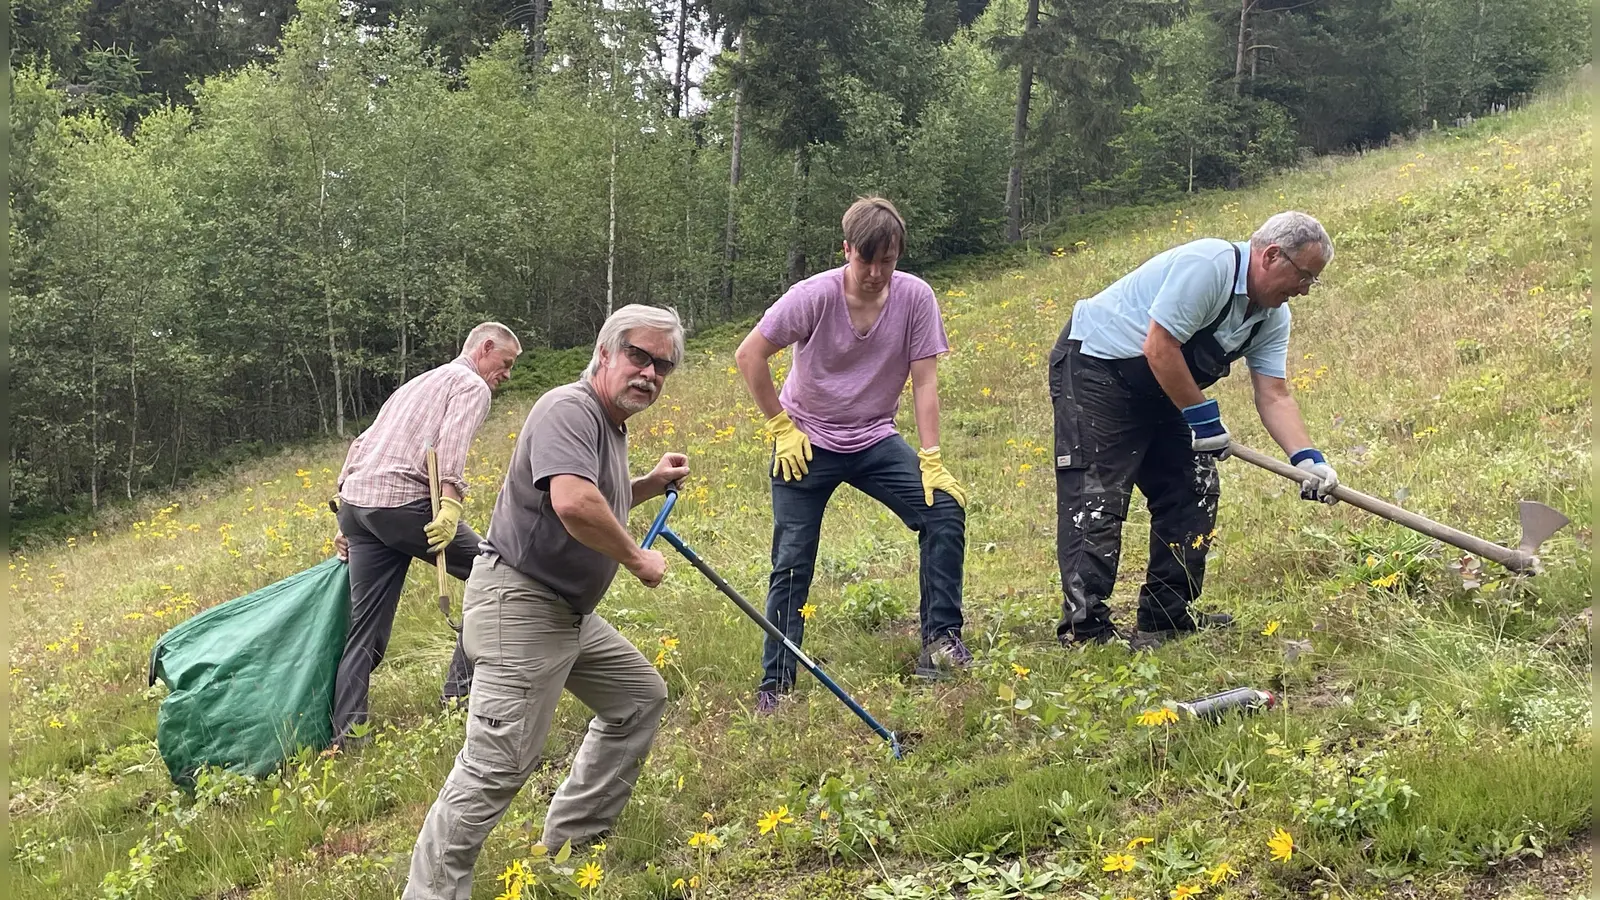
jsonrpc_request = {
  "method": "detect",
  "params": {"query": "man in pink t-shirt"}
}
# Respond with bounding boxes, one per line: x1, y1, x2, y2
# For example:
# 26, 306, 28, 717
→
734, 197, 970, 713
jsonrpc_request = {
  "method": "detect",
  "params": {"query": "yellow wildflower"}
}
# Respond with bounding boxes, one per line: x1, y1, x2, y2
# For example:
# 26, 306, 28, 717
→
1137, 707, 1179, 727
1261, 620, 1281, 637
1207, 861, 1240, 884
1268, 828, 1295, 861
799, 602, 817, 621
1171, 883, 1204, 899
757, 805, 795, 835
575, 861, 603, 889
688, 830, 721, 850
1101, 852, 1136, 872
659, 635, 680, 650
1011, 663, 1030, 679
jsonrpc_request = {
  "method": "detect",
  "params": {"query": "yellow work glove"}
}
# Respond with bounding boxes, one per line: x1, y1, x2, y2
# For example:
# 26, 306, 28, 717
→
424, 496, 463, 553
917, 446, 967, 508
767, 409, 814, 482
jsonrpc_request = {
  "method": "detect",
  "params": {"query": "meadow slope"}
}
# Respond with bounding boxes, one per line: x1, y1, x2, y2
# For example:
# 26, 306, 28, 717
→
10, 84, 1592, 900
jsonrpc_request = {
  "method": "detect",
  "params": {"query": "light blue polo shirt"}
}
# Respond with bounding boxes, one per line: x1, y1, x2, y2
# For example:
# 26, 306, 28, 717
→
1068, 238, 1291, 380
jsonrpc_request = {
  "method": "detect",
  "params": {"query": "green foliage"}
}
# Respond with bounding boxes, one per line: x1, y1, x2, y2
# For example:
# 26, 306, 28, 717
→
838, 581, 911, 631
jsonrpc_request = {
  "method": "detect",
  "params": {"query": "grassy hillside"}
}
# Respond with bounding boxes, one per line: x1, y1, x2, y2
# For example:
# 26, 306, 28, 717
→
10, 83, 1591, 900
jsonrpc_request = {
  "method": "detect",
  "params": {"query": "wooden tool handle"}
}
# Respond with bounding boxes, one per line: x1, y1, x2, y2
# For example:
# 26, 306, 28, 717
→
1228, 443, 1537, 572
425, 448, 453, 623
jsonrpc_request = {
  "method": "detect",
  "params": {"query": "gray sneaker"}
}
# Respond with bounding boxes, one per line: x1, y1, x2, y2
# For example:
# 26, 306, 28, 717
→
915, 635, 973, 679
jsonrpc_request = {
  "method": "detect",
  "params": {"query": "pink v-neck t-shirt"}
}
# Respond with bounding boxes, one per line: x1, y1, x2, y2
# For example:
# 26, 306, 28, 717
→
757, 267, 950, 453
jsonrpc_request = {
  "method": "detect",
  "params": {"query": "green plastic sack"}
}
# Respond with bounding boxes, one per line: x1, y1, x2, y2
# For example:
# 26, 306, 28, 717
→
147, 558, 350, 787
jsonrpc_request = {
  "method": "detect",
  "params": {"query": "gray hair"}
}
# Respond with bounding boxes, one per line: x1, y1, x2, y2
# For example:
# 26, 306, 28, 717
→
584, 304, 686, 377
463, 321, 522, 355
1250, 211, 1334, 262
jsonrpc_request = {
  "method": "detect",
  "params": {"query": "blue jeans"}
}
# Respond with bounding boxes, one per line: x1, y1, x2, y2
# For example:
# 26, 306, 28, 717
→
760, 435, 966, 691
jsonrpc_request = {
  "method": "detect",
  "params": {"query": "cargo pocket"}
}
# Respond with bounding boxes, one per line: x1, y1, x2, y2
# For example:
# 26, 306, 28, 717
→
1048, 343, 1088, 472
464, 680, 529, 774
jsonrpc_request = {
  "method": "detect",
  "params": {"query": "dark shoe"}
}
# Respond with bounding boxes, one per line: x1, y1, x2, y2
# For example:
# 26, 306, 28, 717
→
915, 634, 974, 679
755, 688, 781, 716
1195, 611, 1234, 629
1129, 628, 1184, 651
1060, 626, 1124, 648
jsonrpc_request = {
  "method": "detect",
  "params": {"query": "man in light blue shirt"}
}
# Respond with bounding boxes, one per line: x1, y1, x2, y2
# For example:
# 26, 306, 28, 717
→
1049, 211, 1339, 650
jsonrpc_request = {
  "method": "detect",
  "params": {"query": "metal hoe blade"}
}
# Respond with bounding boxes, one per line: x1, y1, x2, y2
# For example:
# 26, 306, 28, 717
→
1517, 500, 1570, 556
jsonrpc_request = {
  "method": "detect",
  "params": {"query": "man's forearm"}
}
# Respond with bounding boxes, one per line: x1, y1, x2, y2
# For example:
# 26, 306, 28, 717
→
1148, 342, 1207, 409
735, 353, 784, 419
630, 474, 664, 508
554, 484, 643, 566
1256, 389, 1314, 454
911, 380, 941, 449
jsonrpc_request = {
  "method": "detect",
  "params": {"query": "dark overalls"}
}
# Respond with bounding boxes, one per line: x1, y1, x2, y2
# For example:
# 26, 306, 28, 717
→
1049, 246, 1266, 641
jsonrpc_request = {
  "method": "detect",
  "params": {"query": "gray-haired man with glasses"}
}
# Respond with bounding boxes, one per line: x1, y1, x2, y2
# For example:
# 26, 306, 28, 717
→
404, 304, 690, 899
1049, 211, 1337, 651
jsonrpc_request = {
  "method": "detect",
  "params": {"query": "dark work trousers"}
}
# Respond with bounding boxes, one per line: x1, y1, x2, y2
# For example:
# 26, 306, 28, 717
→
1049, 338, 1221, 640
334, 498, 481, 742
761, 435, 966, 692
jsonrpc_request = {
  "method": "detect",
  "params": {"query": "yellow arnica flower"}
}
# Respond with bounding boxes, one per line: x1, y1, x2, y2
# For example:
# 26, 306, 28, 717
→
1011, 663, 1030, 679
758, 806, 795, 835
1261, 620, 1281, 637
1207, 861, 1240, 884
1269, 828, 1295, 861
687, 830, 720, 850
799, 602, 817, 621
1171, 883, 1204, 899
1126, 836, 1155, 850
575, 861, 603, 889
1101, 852, 1136, 873
1137, 707, 1179, 727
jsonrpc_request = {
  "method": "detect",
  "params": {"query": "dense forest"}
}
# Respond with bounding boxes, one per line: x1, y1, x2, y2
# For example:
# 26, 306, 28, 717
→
9, 0, 1589, 520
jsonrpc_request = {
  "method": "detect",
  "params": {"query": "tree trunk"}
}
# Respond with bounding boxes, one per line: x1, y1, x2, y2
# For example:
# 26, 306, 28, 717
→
606, 132, 618, 317
398, 190, 408, 382
1005, 0, 1040, 244
672, 0, 690, 117
320, 155, 345, 437
126, 334, 137, 500
720, 27, 745, 317
1234, 0, 1252, 96
532, 0, 549, 66
90, 302, 101, 509
785, 144, 809, 286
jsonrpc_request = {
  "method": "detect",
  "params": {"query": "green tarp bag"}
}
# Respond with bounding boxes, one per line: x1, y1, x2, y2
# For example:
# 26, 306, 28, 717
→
147, 558, 350, 788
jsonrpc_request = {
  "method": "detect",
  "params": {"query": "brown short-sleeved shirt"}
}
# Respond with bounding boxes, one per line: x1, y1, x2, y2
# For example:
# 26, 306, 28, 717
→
482, 380, 631, 613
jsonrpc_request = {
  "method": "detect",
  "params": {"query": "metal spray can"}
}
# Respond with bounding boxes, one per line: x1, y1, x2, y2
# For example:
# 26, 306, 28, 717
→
1175, 687, 1277, 722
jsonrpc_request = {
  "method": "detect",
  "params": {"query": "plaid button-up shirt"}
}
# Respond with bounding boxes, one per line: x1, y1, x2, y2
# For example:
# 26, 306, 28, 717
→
337, 357, 492, 508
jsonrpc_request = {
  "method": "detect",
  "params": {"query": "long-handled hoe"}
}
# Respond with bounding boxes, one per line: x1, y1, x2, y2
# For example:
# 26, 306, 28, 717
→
641, 489, 905, 759
1228, 443, 1569, 573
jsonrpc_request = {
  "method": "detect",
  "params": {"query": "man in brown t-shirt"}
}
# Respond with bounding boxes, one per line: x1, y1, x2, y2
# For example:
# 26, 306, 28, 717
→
404, 304, 689, 900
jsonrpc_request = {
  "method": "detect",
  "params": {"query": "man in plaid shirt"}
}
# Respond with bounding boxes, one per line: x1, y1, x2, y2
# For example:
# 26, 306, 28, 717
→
330, 322, 522, 747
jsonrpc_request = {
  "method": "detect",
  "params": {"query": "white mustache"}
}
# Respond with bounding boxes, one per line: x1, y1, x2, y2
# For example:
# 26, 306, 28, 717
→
628, 378, 657, 396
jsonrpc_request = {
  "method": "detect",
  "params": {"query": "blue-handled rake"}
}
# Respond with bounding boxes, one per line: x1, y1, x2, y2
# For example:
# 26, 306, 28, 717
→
642, 488, 904, 759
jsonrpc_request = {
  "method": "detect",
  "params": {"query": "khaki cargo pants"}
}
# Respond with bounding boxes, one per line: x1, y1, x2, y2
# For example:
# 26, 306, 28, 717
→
403, 555, 668, 900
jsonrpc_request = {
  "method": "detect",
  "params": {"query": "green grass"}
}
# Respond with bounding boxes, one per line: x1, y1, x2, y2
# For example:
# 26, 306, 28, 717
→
9, 81, 1592, 900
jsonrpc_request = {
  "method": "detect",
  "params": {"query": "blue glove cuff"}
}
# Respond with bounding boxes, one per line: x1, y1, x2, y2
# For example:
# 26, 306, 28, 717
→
1181, 399, 1221, 427
1182, 400, 1225, 438
1290, 448, 1326, 466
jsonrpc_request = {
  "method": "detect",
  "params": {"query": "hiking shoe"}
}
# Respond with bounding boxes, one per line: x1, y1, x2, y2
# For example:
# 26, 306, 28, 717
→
1129, 612, 1235, 651
754, 688, 781, 716
1060, 627, 1124, 648
915, 634, 974, 679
